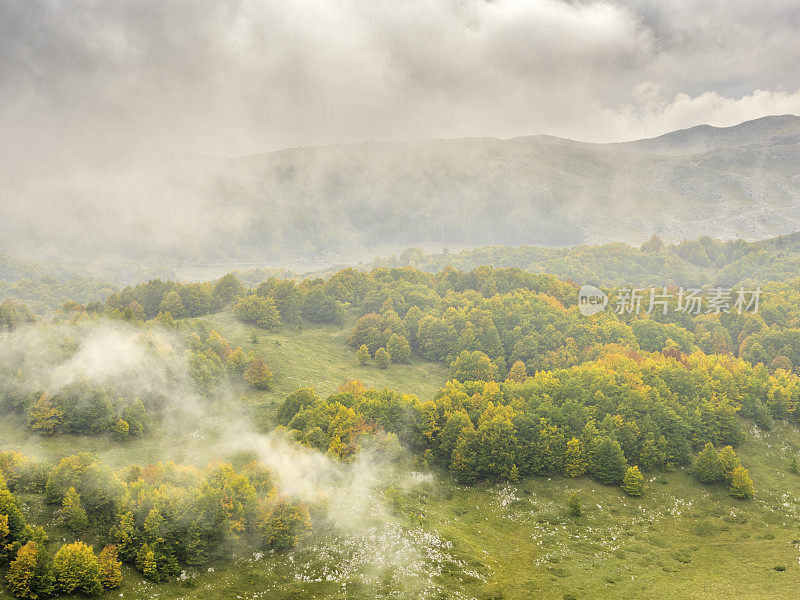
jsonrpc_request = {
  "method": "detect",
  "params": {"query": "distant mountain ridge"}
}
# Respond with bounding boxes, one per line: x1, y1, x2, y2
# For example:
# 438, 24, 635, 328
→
614, 114, 800, 155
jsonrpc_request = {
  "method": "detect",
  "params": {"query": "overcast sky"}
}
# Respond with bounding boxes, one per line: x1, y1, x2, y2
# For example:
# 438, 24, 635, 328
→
2, 0, 799, 163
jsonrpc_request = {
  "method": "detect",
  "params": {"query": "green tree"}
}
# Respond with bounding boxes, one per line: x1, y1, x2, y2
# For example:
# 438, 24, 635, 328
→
591, 437, 628, 485
112, 419, 129, 440
26, 395, 62, 436
45, 453, 124, 520
276, 388, 319, 426
622, 466, 644, 496
694, 442, 724, 484
260, 500, 312, 552
450, 425, 480, 484
158, 291, 185, 318
179, 283, 217, 317
302, 288, 346, 325
478, 316, 504, 359
790, 454, 799, 475
717, 446, 741, 481
476, 414, 518, 481
640, 234, 665, 253
728, 466, 754, 499
450, 350, 498, 382
0, 514, 8, 554
233, 295, 281, 330
0, 485, 28, 559
124, 301, 146, 321
53, 541, 103, 597
61, 487, 88, 533
213, 273, 245, 306
0, 299, 34, 331
136, 544, 158, 581
6, 541, 54, 600
122, 401, 149, 435
357, 344, 370, 365
349, 314, 386, 353
403, 306, 424, 349
302, 426, 329, 451
262, 279, 304, 324
387, 334, 412, 364
189, 349, 227, 391
537, 421, 566, 474
437, 411, 473, 464
375, 347, 391, 369
110, 512, 137, 563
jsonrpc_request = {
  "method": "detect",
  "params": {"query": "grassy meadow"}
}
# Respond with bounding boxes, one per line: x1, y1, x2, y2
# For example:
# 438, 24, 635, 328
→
196, 312, 450, 404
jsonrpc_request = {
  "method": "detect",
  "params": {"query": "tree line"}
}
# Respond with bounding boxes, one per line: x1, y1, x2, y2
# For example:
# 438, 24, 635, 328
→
275, 346, 791, 493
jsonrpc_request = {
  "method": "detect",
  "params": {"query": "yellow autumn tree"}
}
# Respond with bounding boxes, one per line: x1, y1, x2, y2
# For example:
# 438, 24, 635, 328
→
53, 541, 103, 596
26, 395, 62, 435
98, 545, 123, 589
6, 541, 54, 600
564, 438, 588, 477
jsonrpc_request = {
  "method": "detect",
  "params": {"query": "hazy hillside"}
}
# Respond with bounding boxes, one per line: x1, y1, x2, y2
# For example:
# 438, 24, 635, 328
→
4, 116, 800, 264
202, 114, 800, 259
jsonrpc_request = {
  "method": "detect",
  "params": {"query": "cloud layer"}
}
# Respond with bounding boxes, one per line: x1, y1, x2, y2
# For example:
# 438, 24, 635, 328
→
1, 0, 798, 260
2, 0, 799, 161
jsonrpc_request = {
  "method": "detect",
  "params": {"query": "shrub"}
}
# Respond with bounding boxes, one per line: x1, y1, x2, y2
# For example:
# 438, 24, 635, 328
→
622, 466, 644, 496
567, 491, 581, 517
728, 466, 754, 499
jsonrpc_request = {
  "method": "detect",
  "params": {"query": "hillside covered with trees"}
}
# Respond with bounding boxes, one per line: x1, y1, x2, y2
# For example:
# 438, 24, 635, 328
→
1, 250, 800, 598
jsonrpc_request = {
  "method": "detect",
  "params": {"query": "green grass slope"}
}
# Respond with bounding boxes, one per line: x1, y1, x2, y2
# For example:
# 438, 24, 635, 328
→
196, 312, 450, 403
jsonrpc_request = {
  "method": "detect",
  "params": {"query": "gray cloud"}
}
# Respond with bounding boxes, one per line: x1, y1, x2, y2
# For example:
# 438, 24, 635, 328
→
2, 0, 798, 157
1, 0, 799, 259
